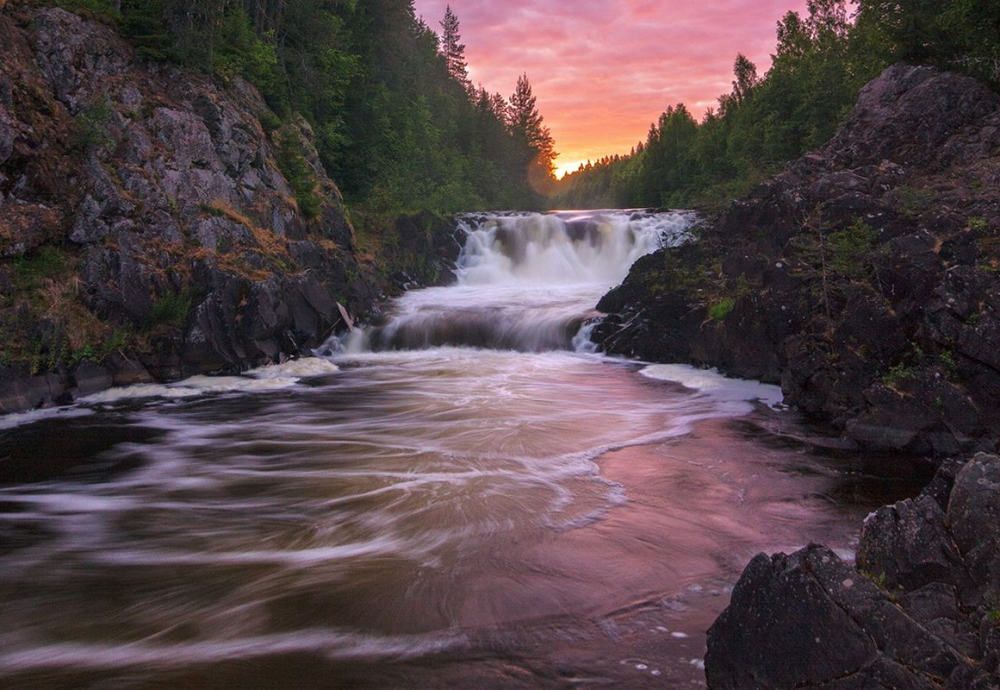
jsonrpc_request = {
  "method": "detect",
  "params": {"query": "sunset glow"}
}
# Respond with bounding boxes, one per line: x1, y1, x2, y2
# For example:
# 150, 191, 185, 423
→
413, 0, 810, 176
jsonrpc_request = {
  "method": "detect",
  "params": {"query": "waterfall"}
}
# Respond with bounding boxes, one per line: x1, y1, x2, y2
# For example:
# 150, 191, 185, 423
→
339, 210, 696, 353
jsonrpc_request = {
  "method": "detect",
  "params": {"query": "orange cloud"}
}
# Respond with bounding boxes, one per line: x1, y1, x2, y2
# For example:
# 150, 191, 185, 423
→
414, 0, 810, 175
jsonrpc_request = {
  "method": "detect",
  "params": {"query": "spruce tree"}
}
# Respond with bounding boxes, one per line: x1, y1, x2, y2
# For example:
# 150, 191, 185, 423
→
508, 73, 556, 194
440, 5, 469, 89
508, 73, 555, 169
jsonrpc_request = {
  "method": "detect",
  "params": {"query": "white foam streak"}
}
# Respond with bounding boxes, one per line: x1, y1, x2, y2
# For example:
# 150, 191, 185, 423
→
94, 537, 412, 568
0, 629, 468, 672
81, 357, 339, 405
640, 364, 784, 408
0, 406, 93, 430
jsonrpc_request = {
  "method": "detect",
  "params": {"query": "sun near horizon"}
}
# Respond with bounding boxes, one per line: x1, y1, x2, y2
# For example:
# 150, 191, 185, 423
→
414, 0, 810, 176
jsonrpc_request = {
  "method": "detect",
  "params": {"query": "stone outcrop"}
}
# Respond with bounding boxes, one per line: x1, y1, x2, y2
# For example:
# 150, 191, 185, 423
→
706, 454, 1000, 689
589, 62, 1000, 690
0, 4, 461, 413
594, 64, 1000, 457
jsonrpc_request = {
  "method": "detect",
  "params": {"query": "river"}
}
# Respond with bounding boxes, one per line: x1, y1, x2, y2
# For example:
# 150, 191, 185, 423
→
0, 211, 920, 689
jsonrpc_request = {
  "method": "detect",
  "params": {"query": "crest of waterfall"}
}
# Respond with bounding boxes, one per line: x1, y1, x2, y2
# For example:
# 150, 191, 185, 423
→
335, 210, 697, 354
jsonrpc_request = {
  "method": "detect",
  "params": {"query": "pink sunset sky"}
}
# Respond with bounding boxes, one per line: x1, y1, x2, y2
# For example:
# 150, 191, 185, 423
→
413, 0, 810, 177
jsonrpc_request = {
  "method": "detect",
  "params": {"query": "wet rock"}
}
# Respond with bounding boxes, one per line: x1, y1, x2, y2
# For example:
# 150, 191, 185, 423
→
70, 359, 112, 398
706, 545, 979, 690
708, 455, 1000, 690
0, 366, 62, 413
105, 352, 152, 387
856, 494, 968, 592
947, 453, 1000, 587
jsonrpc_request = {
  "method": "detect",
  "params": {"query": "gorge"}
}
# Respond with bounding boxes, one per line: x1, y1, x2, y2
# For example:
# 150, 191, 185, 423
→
2, 2, 999, 689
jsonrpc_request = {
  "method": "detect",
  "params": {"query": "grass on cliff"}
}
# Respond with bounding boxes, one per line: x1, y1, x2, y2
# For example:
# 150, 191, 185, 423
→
0, 245, 116, 372
197, 200, 298, 278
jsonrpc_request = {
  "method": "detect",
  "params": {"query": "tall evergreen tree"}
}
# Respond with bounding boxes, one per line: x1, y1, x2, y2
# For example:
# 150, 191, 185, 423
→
508, 74, 556, 171
439, 5, 469, 89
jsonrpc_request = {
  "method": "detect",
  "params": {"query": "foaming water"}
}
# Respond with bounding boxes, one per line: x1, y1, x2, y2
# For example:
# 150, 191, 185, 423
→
339, 210, 695, 353
80, 358, 340, 406
0, 212, 917, 689
458, 210, 693, 286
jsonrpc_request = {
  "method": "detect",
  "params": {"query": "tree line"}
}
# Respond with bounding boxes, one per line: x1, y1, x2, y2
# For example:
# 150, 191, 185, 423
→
554, 0, 1000, 210
54, 0, 557, 212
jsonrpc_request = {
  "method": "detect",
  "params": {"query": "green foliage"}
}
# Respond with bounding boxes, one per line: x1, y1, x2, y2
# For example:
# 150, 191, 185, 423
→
967, 216, 989, 234
120, 0, 172, 61
149, 290, 192, 328
258, 111, 282, 133
13, 246, 72, 292
856, 0, 1000, 83
707, 297, 736, 321
83, 0, 551, 213
828, 219, 879, 280
555, 0, 890, 209
213, 9, 280, 89
882, 362, 913, 389
275, 131, 324, 221
939, 348, 958, 376
74, 97, 115, 150
862, 569, 898, 601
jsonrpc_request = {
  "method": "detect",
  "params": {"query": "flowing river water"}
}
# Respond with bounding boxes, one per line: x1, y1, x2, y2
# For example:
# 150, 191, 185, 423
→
0, 212, 922, 689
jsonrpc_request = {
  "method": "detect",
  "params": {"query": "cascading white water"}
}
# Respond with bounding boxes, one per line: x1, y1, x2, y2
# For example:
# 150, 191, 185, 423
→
340, 210, 696, 353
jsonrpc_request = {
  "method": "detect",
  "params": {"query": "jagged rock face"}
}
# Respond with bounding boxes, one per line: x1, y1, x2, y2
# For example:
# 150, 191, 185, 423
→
0, 6, 461, 411
707, 454, 1000, 689
595, 64, 1000, 456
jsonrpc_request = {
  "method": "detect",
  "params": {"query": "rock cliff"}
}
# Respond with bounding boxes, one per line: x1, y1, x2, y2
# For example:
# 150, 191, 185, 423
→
595, 64, 1000, 457
592, 63, 1000, 690
0, 4, 460, 413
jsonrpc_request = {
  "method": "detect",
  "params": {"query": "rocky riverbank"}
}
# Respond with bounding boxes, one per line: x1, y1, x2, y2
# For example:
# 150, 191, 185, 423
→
0, 4, 461, 414
595, 64, 1000, 458
706, 452, 999, 689
594, 63, 1000, 688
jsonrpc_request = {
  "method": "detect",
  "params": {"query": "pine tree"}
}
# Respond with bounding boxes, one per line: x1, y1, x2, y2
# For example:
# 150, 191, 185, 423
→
440, 5, 469, 88
508, 73, 555, 166
508, 73, 556, 193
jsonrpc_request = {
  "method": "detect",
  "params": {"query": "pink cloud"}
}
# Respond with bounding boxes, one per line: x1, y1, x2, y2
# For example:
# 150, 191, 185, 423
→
414, 0, 810, 174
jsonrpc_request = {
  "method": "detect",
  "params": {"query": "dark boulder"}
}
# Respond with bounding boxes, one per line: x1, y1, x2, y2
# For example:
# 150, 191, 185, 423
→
947, 453, 1000, 588
706, 545, 980, 690
708, 455, 1000, 690
857, 494, 969, 593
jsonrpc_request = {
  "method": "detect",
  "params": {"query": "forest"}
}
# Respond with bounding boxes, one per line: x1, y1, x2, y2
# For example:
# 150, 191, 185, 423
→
51, 0, 556, 213
554, 0, 1000, 210
45, 0, 1000, 215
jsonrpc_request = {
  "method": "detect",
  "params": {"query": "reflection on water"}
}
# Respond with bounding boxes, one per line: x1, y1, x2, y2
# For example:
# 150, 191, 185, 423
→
0, 352, 919, 689
0, 212, 922, 689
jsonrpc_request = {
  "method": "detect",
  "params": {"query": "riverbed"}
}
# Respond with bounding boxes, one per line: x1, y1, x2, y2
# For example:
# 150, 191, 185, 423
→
0, 212, 920, 689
